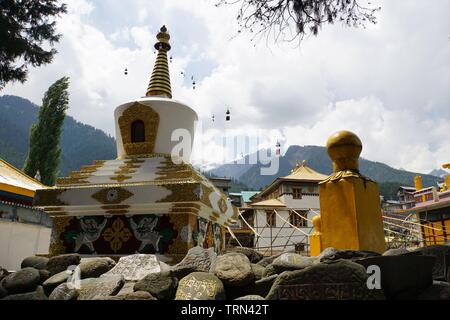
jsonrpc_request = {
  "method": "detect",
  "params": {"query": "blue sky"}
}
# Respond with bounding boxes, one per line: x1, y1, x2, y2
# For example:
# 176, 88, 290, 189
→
3, 0, 450, 173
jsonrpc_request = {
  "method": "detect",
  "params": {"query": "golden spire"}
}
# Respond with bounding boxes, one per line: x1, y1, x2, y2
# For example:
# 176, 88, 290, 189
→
146, 25, 172, 98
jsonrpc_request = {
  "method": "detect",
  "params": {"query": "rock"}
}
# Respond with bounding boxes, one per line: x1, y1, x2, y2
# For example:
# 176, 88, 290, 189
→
21, 256, 49, 270
272, 253, 317, 273
267, 260, 384, 300
413, 245, 450, 281
262, 264, 278, 278
212, 253, 254, 287
254, 275, 278, 298
2, 267, 41, 294
235, 295, 265, 300
229, 247, 264, 263
46, 254, 81, 276
356, 255, 436, 299
79, 258, 115, 279
134, 271, 178, 300
383, 248, 413, 256
94, 291, 157, 300
0, 267, 10, 282
319, 247, 380, 263
0, 285, 7, 299
257, 252, 287, 267
175, 272, 225, 300
116, 281, 136, 296
43, 270, 73, 296
77, 275, 124, 300
1, 286, 47, 300
417, 281, 450, 300
49, 283, 78, 300
172, 247, 217, 279
38, 269, 51, 284
159, 261, 171, 273
101, 254, 160, 281
251, 264, 265, 281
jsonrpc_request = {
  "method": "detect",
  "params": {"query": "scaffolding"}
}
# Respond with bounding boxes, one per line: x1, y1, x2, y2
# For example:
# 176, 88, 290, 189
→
225, 208, 448, 256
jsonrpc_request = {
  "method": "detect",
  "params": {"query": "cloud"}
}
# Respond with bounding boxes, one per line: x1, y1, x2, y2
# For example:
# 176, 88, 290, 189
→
2, 0, 449, 174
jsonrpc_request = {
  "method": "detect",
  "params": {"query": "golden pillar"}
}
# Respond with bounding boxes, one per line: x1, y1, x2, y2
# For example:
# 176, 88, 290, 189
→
310, 131, 386, 256
309, 215, 323, 256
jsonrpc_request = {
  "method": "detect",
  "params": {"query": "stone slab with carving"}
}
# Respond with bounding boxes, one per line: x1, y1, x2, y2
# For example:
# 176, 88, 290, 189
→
175, 272, 225, 300
77, 275, 125, 300
266, 260, 384, 300
101, 255, 160, 281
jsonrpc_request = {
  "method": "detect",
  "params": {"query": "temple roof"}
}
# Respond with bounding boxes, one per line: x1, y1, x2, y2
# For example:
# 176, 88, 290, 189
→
282, 160, 329, 182
252, 160, 327, 201
251, 198, 286, 208
0, 159, 46, 198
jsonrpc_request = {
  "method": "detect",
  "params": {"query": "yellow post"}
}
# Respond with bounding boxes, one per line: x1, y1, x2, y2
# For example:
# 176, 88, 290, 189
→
414, 175, 423, 190
309, 215, 323, 256
316, 131, 386, 254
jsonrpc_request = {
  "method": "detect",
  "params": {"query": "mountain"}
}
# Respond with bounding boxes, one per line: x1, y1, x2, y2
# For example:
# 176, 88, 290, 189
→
429, 168, 448, 178
0, 95, 117, 177
209, 145, 442, 191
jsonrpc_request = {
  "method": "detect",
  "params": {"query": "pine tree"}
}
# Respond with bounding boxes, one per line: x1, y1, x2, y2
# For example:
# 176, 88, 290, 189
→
0, 0, 67, 89
24, 77, 70, 186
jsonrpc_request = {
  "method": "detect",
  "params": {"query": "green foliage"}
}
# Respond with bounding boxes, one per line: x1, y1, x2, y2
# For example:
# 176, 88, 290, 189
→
0, 0, 67, 89
379, 182, 411, 200
23, 77, 70, 185
0, 95, 117, 177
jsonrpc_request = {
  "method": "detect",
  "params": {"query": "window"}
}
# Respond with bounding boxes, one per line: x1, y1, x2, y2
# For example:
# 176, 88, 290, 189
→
266, 210, 276, 227
131, 120, 145, 143
292, 188, 302, 199
289, 211, 307, 227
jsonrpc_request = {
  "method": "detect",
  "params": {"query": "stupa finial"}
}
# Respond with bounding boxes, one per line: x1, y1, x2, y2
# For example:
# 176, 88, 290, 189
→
146, 25, 172, 98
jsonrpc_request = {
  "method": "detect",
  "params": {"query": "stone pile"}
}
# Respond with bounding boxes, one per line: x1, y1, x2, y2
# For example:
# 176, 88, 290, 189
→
1, 245, 449, 300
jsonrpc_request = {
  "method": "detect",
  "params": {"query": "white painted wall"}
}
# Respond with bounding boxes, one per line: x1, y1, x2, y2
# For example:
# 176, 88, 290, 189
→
0, 221, 51, 271
114, 97, 198, 160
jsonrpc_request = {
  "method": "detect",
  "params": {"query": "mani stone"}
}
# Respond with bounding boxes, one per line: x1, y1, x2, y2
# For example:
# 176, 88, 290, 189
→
1, 286, 48, 301
251, 264, 266, 281
49, 283, 78, 300
383, 248, 413, 256
77, 275, 125, 300
38, 269, 51, 284
2, 268, 41, 294
257, 252, 285, 268
102, 254, 160, 281
319, 247, 380, 263
413, 245, 450, 281
0, 285, 7, 299
171, 247, 217, 279
93, 291, 156, 300
212, 252, 254, 287
235, 295, 265, 300
0, 267, 10, 282
417, 281, 450, 300
356, 255, 436, 299
229, 247, 264, 263
272, 253, 318, 273
43, 270, 73, 296
46, 254, 81, 276
266, 260, 384, 300
79, 257, 115, 279
134, 271, 178, 300
21, 256, 49, 270
175, 272, 225, 300
254, 275, 279, 298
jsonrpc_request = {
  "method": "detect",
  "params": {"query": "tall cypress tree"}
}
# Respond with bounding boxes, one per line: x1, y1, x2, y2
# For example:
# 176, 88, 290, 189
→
24, 77, 70, 186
